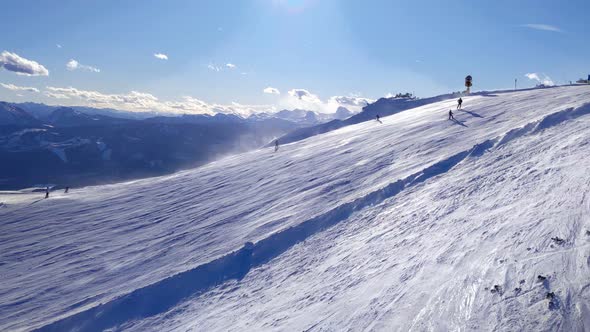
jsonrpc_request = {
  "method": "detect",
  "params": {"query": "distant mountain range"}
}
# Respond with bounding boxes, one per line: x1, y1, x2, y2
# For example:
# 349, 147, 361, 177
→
0, 102, 43, 127
9, 102, 355, 126
0, 102, 357, 189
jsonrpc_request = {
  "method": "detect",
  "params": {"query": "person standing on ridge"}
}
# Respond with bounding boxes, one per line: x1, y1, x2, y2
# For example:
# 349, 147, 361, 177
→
64, 186, 70, 193
45, 187, 49, 199
457, 97, 463, 109
448, 109, 454, 120
274, 139, 279, 152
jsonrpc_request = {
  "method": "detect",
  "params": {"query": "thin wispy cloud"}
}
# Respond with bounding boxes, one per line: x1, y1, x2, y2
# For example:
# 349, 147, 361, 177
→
521, 24, 562, 32
56, 44, 62, 49
208, 63, 238, 72
264, 87, 281, 95
0, 83, 40, 93
207, 64, 221, 72
44, 91, 70, 99
0, 51, 49, 76
154, 53, 168, 60
66, 59, 100, 73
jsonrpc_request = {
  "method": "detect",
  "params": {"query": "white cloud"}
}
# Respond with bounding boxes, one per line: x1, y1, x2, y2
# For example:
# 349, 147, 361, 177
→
154, 53, 168, 60
66, 59, 100, 73
44, 91, 70, 99
288, 88, 322, 103
263, 87, 281, 95
525, 72, 555, 86
207, 64, 221, 72
282, 88, 374, 113
521, 24, 562, 32
0, 83, 40, 93
327, 95, 372, 107
47, 87, 159, 109
43, 86, 275, 117
40, 85, 374, 116
0, 51, 49, 76
66, 60, 78, 70
56, 44, 62, 49
208, 63, 238, 72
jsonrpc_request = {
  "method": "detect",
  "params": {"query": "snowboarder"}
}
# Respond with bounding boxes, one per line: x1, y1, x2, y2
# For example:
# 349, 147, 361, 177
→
448, 109, 454, 120
64, 186, 70, 193
457, 97, 463, 109
45, 187, 49, 199
376, 114, 382, 123
274, 139, 279, 152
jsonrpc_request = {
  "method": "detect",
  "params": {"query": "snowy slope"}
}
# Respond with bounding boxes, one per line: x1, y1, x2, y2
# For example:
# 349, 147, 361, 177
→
1, 85, 590, 331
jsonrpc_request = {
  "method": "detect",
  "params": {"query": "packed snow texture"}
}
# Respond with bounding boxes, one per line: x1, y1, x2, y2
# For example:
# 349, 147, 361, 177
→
1, 85, 590, 331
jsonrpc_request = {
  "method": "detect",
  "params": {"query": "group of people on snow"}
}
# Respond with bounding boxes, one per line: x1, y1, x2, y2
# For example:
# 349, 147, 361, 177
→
449, 97, 463, 120
272, 97, 467, 154
44, 186, 70, 199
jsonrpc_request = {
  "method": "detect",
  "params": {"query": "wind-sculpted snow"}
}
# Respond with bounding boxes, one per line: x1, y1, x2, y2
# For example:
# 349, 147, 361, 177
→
1, 86, 590, 331
35, 141, 478, 331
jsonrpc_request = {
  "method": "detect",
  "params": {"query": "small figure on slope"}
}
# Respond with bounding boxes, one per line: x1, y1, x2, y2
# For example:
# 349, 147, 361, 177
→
448, 109, 454, 120
64, 186, 70, 193
274, 139, 279, 152
376, 114, 382, 123
457, 97, 463, 109
45, 187, 50, 199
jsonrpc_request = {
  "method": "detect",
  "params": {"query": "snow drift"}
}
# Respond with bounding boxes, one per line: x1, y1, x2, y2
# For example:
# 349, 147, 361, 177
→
1, 85, 590, 331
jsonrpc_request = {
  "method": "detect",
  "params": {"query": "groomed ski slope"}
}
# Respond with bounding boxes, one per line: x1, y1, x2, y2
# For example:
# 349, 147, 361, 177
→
1, 85, 590, 331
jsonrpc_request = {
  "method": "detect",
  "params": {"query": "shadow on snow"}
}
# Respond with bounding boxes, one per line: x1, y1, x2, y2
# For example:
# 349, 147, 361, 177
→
36, 103, 590, 332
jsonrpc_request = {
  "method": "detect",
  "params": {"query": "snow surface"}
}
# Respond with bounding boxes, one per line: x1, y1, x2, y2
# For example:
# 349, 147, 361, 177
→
1, 86, 590, 331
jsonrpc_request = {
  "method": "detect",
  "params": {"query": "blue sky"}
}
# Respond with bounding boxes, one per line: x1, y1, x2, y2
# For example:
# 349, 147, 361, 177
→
0, 0, 588, 115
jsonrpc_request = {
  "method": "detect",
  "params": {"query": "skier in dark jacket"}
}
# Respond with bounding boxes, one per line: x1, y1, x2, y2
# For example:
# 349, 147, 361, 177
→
274, 139, 279, 152
376, 114, 382, 123
457, 97, 463, 109
45, 187, 49, 199
448, 109, 454, 120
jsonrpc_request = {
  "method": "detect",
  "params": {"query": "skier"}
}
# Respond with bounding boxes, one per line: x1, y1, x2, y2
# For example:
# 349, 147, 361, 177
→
376, 114, 382, 123
274, 139, 279, 152
64, 186, 70, 193
457, 97, 463, 109
448, 109, 454, 120
45, 187, 49, 199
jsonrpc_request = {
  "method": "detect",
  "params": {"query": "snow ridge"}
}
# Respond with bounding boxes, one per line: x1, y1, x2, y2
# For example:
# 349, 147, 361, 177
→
36, 101, 590, 332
